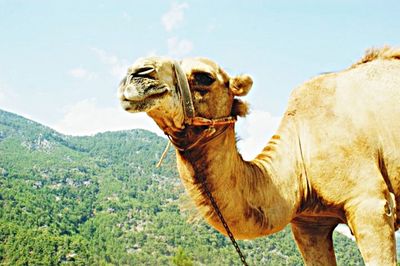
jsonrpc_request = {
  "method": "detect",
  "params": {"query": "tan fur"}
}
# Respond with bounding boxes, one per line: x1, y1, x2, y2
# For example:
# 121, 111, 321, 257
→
230, 74, 253, 96
119, 48, 400, 265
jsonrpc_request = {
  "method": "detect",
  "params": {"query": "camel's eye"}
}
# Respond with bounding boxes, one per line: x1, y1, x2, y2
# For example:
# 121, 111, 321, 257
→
193, 72, 215, 86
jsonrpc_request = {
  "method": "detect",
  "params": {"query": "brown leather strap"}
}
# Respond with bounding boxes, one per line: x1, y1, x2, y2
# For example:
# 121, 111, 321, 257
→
174, 62, 195, 123
167, 124, 232, 152
188, 116, 237, 126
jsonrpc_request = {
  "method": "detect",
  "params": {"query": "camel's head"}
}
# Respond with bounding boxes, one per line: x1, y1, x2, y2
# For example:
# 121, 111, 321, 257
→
118, 57, 253, 133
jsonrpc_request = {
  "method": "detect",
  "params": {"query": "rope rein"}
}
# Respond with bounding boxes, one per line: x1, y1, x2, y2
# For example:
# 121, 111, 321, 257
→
201, 179, 249, 266
156, 137, 249, 266
156, 61, 249, 265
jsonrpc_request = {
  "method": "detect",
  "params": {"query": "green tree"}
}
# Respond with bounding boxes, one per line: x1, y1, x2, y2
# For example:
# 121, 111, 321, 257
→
172, 246, 193, 266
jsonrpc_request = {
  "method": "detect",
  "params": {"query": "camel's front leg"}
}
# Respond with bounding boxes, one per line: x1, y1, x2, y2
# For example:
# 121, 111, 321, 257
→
291, 219, 338, 266
346, 196, 397, 265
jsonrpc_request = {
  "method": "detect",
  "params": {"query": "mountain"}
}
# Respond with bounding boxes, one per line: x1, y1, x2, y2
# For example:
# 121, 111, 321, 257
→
0, 109, 365, 265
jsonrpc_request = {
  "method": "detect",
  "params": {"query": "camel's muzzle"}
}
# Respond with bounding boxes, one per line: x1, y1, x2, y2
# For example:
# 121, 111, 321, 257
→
119, 65, 169, 112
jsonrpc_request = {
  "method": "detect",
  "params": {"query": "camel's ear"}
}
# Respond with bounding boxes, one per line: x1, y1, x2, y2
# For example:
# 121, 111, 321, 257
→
229, 74, 253, 96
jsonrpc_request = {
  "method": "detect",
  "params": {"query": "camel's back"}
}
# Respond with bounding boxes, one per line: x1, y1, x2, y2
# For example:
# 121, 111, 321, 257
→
337, 59, 400, 125
289, 59, 400, 132
286, 58, 400, 199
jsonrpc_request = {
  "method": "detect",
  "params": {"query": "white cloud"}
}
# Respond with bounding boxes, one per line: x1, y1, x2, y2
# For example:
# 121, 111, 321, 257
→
335, 224, 355, 240
68, 67, 97, 80
91, 47, 129, 80
167, 37, 193, 58
236, 110, 281, 160
161, 2, 189, 32
161, 2, 193, 59
52, 99, 163, 136
334, 224, 400, 241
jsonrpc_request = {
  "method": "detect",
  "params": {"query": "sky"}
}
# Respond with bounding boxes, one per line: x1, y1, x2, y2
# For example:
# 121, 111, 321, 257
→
1, 0, 400, 160
1, 0, 400, 240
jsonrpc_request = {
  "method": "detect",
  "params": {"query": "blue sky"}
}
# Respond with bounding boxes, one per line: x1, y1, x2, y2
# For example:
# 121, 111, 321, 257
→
1, 0, 399, 157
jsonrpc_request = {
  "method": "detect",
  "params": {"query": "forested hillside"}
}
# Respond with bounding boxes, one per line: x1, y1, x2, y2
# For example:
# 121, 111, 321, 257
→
0, 109, 365, 265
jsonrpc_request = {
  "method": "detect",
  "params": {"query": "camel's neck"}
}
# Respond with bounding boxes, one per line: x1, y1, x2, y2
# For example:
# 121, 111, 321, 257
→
175, 118, 303, 239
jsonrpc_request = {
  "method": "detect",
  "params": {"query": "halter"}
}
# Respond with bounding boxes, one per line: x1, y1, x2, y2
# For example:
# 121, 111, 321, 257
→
173, 62, 237, 128
162, 62, 237, 152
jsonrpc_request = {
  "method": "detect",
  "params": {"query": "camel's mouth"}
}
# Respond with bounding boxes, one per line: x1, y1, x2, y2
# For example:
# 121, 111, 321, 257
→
119, 75, 170, 113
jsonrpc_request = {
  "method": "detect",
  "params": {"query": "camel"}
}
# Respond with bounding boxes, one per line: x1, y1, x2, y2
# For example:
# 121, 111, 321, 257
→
118, 46, 400, 265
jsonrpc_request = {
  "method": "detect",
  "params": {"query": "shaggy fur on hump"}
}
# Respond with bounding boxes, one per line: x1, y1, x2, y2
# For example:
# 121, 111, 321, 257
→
351, 46, 400, 68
